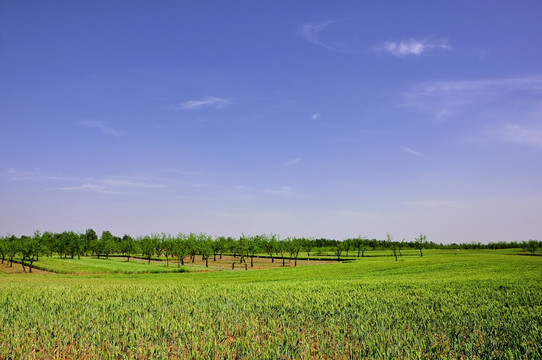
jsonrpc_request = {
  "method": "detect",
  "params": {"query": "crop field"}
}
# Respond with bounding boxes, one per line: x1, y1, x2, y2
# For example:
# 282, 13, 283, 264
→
1, 250, 541, 359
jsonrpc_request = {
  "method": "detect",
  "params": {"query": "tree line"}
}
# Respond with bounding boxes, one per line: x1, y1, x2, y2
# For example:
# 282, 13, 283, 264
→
0, 230, 539, 272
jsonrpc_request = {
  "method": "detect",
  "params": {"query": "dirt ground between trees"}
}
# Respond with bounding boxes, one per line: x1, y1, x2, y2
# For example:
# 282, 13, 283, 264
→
0, 261, 52, 274
128, 254, 334, 271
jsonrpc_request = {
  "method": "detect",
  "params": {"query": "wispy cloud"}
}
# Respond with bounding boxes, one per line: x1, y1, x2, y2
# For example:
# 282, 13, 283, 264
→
282, 158, 302, 166
406, 199, 460, 208
300, 21, 451, 57
299, 21, 336, 49
311, 113, 320, 119
299, 20, 362, 53
176, 96, 230, 110
263, 186, 296, 197
401, 146, 426, 157
4, 169, 164, 195
373, 38, 451, 57
78, 120, 121, 136
489, 123, 542, 149
402, 75, 542, 120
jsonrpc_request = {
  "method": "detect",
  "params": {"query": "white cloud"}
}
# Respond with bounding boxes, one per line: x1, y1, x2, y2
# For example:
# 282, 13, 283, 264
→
402, 75, 542, 120
4, 169, 164, 195
177, 96, 230, 110
401, 146, 426, 157
78, 120, 121, 136
374, 38, 451, 57
311, 113, 320, 119
263, 186, 296, 197
299, 20, 361, 53
283, 158, 302, 166
490, 123, 542, 149
299, 21, 334, 49
406, 200, 460, 208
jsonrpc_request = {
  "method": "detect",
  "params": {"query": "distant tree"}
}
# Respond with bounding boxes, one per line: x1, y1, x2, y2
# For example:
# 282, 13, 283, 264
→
140, 236, 159, 264
41, 232, 55, 257
302, 238, 314, 257
199, 238, 212, 268
262, 235, 278, 263
0, 236, 6, 264
173, 233, 187, 267
334, 241, 344, 262
211, 237, 224, 261
187, 233, 198, 263
415, 233, 428, 257
100, 231, 115, 259
20, 234, 41, 272
387, 234, 398, 261
121, 234, 136, 261
246, 237, 259, 268
276, 240, 286, 266
161, 234, 174, 266
288, 238, 302, 266
525, 240, 539, 255
85, 229, 98, 256
6, 235, 20, 267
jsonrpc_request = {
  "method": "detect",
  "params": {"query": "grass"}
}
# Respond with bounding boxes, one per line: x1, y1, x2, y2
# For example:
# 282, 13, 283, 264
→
0, 250, 540, 359
14, 255, 190, 274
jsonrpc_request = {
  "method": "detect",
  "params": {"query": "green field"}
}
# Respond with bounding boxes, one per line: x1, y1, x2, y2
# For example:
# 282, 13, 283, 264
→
1, 250, 541, 359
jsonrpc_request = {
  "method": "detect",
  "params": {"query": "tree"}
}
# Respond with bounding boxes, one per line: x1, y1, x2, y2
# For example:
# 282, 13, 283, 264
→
140, 236, 159, 264
276, 240, 286, 266
287, 238, 302, 266
85, 229, 98, 256
20, 234, 41, 273
211, 237, 225, 261
262, 234, 278, 263
0, 236, 6, 264
173, 233, 187, 267
121, 234, 136, 261
525, 240, 539, 255
334, 241, 344, 262
100, 231, 115, 259
6, 235, 20, 267
415, 233, 427, 257
161, 233, 174, 266
387, 234, 398, 261
246, 236, 259, 268
302, 238, 314, 257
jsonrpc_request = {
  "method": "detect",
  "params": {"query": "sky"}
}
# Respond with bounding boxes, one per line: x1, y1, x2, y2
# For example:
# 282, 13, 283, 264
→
1, 1, 541, 243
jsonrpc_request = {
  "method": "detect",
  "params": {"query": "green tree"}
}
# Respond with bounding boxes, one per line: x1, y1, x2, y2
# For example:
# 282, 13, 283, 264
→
334, 241, 344, 262
140, 236, 159, 264
20, 234, 41, 273
302, 237, 314, 257
288, 238, 302, 266
525, 240, 539, 255
121, 234, 136, 261
415, 233, 427, 257
6, 235, 20, 267
173, 233, 187, 267
387, 234, 398, 261
85, 229, 98, 256
100, 231, 115, 259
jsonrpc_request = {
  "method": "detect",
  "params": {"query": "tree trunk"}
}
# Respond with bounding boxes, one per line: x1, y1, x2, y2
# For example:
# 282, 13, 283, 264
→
250, 256, 253, 267
205, 257, 208, 267
282, 256, 285, 266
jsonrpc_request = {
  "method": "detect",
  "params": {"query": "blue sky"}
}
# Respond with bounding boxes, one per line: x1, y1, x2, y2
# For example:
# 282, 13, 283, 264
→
1, 1, 541, 243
